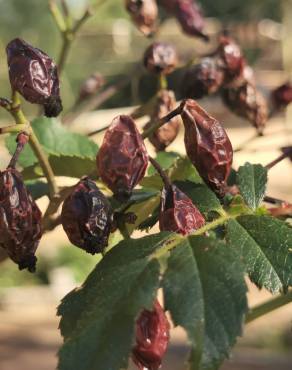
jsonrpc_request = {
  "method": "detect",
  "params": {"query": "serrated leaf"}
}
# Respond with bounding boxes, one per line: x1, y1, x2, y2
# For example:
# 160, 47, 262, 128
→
57, 232, 171, 370
237, 163, 267, 210
163, 236, 247, 370
227, 216, 292, 294
174, 180, 223, 215
6, 117, 98, 168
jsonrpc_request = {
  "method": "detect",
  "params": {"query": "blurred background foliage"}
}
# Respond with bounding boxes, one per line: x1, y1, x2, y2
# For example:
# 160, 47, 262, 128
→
0, 0, 285, 120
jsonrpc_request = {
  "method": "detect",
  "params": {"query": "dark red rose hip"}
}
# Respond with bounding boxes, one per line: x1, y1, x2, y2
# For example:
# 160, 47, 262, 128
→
132, 300, 170, 370
173, 0, 209, 41
144, 42, 178, 75
181, 99, 233, 195
159, 184, 205, 235
6, 38, 62, 117
97, 115, 148, 202
272, 81, 292, 111
145, 90, 181, 151
184, 57, 225, 99
61, 177, 113, 255
222, 82, 268, 135
0, 168, 42, 272
125, 0, 158, 36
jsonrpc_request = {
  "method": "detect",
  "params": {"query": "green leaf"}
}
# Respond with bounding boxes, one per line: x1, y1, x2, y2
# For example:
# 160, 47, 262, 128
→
148, 151, 181, 176
227, 216, 292, 294
237, 163, 267, 210
163, 236, 247, 370
57, 232, 171, 370
174, 180, 223, 216
6, 117, 98, 168
25, 180, 49, 200
22, 155, 97, 180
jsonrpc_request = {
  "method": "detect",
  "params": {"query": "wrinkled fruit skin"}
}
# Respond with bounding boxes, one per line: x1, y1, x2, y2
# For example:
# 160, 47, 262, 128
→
272, 82, 292, 110
217, 34, 245, 83
184, 57, 225, 99
144, 42, 178, 75
159, 184, 205, 235
145, 90, 180, 151
173, 0, 208, 41
61, 177, 113, 254
181, 99, 233, 195
222, 82, 268, 135
132, 300, 170, 370
79, 73, 105, 101
0, 169, 42, 272
6, 38, 62, 117
97, 115, 148, 202
125, 0, 158, 36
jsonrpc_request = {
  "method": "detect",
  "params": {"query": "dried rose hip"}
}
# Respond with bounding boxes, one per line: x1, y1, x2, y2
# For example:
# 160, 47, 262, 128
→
78, 73, 105, 102
217, 33, 245, 83
181, 99, 233, 195
173, 0, 209, 41
159, 184, 205, 235
97, 115, 148, 201
132, 300, 170, 370
61, 177, 113, 254
184, 57, 225, 99
272, 82, 292, 111
125, 0, 158, 36
0, 167, 42, 272
144, 42, 178, 75
6, 38, 62, 117
145, 90, 180, 151
222, 82, 268, 135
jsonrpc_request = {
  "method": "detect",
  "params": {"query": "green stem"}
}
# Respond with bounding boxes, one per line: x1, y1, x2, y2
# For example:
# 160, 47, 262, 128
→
48, 0, 66, 33
0, 123, 30, 135
246, 291, 292, 324
151, 212, 232, 260
158, 74, 168, 90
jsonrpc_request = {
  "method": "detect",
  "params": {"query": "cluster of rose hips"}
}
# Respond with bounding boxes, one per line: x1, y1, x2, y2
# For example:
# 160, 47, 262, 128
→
1, 6, 292, 366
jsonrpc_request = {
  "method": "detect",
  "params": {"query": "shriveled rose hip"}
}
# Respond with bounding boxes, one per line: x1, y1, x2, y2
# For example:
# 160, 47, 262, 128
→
61, 177, 113, 254
125, 0, 158, 36
272, 81, 292, 111
97, 115, 148, 202
132, 300, 170, 370
184, 57, 225, 99
78, 73, 105, 102
145, 90, 180, 151
180, 99, 233, 195
222, 82, 268, 135
144, 42, 178, 75
159, 184, 205, 235
0, 169, 42, 272
6, 38, 62, 117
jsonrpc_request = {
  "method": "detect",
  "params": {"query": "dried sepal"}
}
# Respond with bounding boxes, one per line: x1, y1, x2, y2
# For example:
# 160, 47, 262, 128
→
180, 99, 233, 195
6, 38, 62, 117
132, 299, 170, 370
159, 184, 205, 235
61, 177, 113, 254
97, 115, 148, 202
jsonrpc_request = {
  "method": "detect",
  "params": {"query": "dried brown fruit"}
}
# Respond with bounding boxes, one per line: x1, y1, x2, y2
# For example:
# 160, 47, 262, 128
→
132, 299, 170, 370
6, 38, 62, 117
78, 73, 105, 102
181, 99, 233, 195
222, 82, 268, 135
144, 42, 178, 75
272, 82, 292, 111
125, 0, 158, 36
0, 168, 42, 272
159, 184, 205, 235
184, 57, 225, 99
61, 177, 113, 254
145, 90, 180, 151
97, 115, 149, 202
